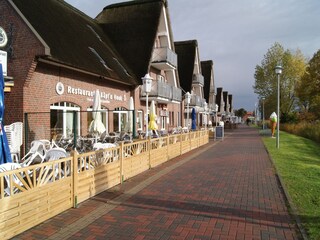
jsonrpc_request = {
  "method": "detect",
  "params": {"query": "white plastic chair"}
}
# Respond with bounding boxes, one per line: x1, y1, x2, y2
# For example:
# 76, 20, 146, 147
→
93, 142, 116, 151
4, 122, 23, 163
44, 148, 69, 178
44, 148, 67, 161
20, 140, 47, 167
0, 163, 22, 196
37, 139, 52, 151
4, 130, 19, 163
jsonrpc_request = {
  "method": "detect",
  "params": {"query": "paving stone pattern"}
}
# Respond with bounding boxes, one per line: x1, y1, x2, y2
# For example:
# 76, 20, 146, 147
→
13, 126, 300, 240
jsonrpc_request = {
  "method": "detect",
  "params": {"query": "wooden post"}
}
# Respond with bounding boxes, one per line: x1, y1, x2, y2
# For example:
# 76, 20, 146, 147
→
148, 137, 151, 169
166, 135, 169, 161
180, 133, 182, 155
120, 142, 124, 184
72, 150, 78, 208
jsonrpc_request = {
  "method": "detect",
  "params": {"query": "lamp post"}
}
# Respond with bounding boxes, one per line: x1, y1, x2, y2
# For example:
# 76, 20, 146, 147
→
254, 102, 258, 125
142, 73, 153, 138
215, 104, 219, 127
275, 65, 282, 149
261, 97, 265, 130
185, 92, 191, 130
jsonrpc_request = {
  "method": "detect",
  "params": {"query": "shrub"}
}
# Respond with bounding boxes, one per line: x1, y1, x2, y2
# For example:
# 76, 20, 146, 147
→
282, 122, 320, 143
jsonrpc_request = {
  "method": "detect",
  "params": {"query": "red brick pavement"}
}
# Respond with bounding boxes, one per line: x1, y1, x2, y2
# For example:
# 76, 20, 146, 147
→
12, 125, 301, 240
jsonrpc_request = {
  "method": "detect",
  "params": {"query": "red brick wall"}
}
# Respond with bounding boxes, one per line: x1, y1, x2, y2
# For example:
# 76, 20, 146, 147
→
26, 63, 132, 140
0, 0, 47, 124
0, 0, 182, 138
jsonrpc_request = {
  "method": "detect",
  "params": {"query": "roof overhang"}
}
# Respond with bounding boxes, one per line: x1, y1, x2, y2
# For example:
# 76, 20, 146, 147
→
38, 58, 132, 86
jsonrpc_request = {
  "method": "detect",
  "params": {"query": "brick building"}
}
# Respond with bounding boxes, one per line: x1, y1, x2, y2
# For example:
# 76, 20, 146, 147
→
0, 0, 184, 143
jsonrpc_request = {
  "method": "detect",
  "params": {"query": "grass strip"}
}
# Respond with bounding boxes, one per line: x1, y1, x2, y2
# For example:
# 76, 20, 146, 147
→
262, 131, 320, 240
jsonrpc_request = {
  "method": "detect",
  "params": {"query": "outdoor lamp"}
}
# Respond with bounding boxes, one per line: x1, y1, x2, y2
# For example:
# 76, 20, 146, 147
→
142, 73, 152, 93
142, 73, 153, 137
185, 92, 191, 129
261, 97, 265, 130
275, 64, 282, 149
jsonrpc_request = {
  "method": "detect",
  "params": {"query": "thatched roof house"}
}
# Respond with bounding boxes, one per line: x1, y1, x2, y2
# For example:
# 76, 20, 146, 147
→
201, 60, 215, 106
96, 0, 178, 86
216, 87, 224, 113
11, 0, 137, 86
174, 40, 198, 94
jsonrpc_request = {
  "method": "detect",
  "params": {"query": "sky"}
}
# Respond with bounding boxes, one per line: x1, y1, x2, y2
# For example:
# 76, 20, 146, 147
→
65, 0, 320, 111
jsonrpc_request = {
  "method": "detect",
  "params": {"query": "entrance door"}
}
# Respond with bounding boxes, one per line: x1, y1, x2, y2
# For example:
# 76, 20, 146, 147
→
113, 108, 128, 132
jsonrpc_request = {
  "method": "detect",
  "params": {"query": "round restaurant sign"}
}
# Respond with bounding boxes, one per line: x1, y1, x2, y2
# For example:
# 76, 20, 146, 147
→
0, 27, 8, 48
56, 82, 65, 95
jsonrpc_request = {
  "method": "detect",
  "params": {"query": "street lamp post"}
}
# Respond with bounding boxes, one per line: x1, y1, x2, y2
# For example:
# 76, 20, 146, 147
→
261, 97, 265, 130
275, 65, 282, 149
185, 92, 191, 130
142, 73, 153, 138
215, 104, 219, 127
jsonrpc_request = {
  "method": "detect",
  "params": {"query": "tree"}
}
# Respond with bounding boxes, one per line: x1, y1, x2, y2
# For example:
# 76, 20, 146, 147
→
235, 108, 247, 118
253, 42, 306, 122
296, 49, 320, 119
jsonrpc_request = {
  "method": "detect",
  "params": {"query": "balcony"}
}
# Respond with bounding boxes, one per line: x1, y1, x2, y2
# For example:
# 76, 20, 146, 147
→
140, 81, 182, 103
189, 95, 202, 107
184, 95, 207, 108
151, 47, 177, 70
172, 87, 182, 102
192, 74, 204, 86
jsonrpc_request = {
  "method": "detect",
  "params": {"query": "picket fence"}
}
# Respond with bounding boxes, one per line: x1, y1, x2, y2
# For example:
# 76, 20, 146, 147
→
0, 130, 209, 239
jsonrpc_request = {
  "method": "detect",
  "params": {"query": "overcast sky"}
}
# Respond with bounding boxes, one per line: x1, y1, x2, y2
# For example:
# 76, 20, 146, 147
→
65, 0, 320, 111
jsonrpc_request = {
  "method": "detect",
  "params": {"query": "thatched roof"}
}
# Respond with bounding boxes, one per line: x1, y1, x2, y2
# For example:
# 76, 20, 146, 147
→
216, 87, 223, 111
11, 0, 137, 86
201, 60, 213, 103
223, 91, 229, 111
96, 0, 167, 83
228, 94, 233, 111
174, 40, 198, 93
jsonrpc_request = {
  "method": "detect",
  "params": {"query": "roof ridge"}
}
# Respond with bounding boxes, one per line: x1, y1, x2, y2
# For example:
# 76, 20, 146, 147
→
58, 0, 97, 22
174, 40, 198, 46
103, 0, 166, 10
201, 60, 213, 65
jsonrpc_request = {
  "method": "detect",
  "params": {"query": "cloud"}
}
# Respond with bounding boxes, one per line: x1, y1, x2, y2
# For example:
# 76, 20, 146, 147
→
65, 0, 320, 110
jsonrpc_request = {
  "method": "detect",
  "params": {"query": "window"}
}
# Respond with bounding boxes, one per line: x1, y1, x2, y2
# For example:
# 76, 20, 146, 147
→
113, 107, 128, 132
161, 116, 166, 130
50, 102, 80, 138
87, 106, 108, 133
136, 110, 143, 130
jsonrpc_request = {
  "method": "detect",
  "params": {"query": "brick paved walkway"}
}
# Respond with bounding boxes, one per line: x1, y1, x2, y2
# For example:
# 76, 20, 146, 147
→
13, 125, 301, 240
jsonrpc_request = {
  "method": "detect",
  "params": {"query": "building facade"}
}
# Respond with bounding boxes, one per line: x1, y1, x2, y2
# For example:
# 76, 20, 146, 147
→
0, 0, 234, 146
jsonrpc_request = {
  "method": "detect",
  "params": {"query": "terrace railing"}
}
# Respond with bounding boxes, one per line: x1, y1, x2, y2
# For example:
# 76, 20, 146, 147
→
0, 130, 209, 240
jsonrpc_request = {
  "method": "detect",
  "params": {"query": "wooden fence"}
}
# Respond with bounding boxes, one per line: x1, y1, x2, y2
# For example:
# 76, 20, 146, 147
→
0, 130, 209, 239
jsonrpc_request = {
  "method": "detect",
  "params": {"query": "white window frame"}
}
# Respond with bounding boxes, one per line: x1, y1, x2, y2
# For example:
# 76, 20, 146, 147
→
113, 108, 128, 132
87, 107, 109, 133
136, 110, 143, 131
50, 102, 80, 138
